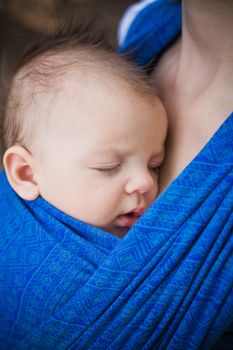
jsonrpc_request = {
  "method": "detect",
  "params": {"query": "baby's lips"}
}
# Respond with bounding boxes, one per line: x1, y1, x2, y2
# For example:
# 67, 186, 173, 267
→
116, 214, 138, 227
116, 208, 145, 227
132, 207, 145, 216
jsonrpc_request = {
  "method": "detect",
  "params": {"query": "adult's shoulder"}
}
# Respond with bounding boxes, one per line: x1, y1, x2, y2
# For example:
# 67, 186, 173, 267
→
118, 0, 181, 67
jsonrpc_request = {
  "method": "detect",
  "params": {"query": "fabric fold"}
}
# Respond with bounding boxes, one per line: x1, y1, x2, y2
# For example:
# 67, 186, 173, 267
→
1, 112, 232, 350
1, 1, 233, 347
118, 0, 181, 66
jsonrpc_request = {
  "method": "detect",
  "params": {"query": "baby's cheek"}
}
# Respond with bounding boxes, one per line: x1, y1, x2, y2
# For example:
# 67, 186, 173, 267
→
145, 181, 159, 208
79, 198, 114, 227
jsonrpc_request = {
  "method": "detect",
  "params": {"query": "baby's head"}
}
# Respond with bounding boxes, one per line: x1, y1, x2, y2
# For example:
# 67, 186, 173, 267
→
3, 25, 167, 237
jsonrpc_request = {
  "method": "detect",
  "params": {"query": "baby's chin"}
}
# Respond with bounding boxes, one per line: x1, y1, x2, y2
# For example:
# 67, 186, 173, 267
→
102, 225, 129, 238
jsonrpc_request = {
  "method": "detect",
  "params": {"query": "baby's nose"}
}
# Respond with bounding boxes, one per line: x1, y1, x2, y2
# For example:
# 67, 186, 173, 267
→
125, 171, 156, 195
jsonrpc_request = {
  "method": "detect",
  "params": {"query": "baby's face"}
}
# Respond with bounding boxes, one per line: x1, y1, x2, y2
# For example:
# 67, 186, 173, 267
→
32, 77, 167, 237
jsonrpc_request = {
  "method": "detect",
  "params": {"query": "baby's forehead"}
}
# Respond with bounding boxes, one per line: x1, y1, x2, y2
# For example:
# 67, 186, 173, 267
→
12, 63, 112, 121
15, 51, 78, 93
10, 53, 89, 128
9, 49, 161, 140
13, 52, 111, 110
14, 47, 157, 104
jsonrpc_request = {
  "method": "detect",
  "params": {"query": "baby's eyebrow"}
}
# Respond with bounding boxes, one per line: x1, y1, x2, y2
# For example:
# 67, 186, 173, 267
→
150, 150, 166, 160
94, 147, 126, 157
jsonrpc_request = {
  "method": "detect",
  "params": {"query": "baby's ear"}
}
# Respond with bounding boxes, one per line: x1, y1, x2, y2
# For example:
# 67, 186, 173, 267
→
3, 145, 40, 200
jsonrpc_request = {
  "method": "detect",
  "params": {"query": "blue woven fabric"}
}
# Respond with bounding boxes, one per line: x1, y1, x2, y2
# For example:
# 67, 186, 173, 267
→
118, 0, 182, 66
1, 111, 233, 349
1, 1, 233, 349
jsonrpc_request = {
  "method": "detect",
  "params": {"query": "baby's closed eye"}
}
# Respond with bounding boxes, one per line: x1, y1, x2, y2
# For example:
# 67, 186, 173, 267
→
91, 163, 121, 177
148, 164, 160, 175
96, 165, 121, 177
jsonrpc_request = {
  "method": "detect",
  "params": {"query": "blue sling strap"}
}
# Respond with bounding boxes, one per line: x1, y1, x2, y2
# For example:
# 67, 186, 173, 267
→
1, 112, 233, 349
118, 1, 233, 348
118, 0, 182, 66
1, 1, 233, 348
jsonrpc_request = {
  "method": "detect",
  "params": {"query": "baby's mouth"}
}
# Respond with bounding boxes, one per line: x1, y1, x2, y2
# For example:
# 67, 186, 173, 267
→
116, 209, 144, 228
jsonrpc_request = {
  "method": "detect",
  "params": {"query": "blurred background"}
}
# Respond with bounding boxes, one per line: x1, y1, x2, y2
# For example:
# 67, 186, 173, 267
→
0, 0, 135, 167
0, 0, 135, 53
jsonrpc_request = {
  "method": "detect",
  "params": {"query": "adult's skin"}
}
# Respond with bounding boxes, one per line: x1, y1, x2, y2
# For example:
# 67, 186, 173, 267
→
151, 0, 233, 192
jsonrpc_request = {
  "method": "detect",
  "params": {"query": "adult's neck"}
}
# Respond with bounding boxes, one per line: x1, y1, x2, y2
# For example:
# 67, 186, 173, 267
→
156, 1, 233, 192
183, 0, 233, 59
174, 0, 233, 97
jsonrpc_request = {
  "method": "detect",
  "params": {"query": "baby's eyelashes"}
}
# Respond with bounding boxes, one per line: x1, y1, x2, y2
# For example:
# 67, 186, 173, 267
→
90, 162, 161, 178
91, 163, 121, 177
97, 166, 121, 177
148, 164, 160, 176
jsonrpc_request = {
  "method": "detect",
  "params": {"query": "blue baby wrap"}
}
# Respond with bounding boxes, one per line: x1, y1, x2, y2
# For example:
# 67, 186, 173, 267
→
1, 1, 233, 349
1, 112, 233, 349
118, 0, 181, 66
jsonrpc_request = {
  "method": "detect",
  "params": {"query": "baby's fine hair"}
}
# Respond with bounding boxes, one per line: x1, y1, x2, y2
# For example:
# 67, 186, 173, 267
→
1, 19, 158, 159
